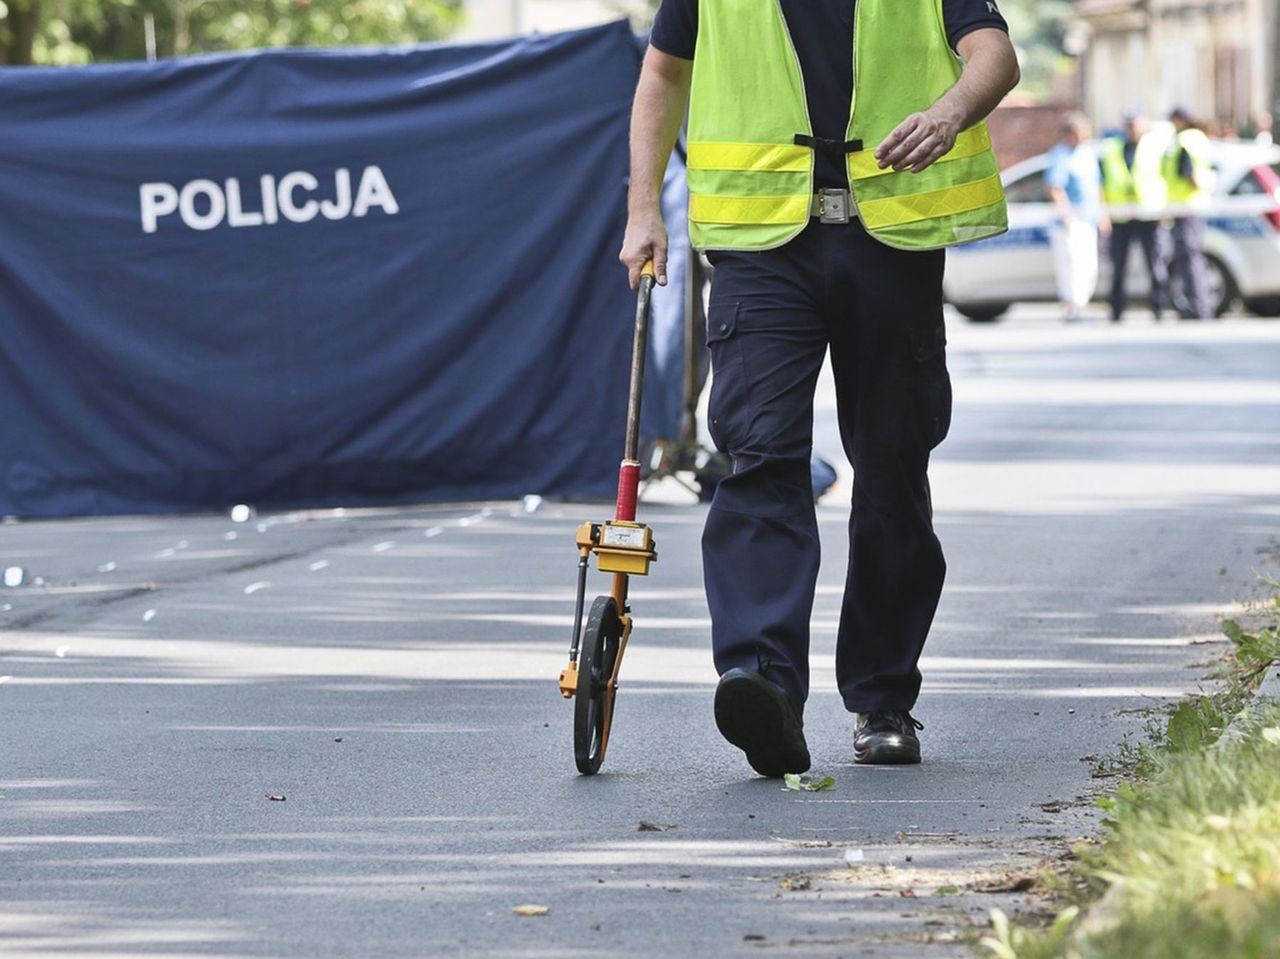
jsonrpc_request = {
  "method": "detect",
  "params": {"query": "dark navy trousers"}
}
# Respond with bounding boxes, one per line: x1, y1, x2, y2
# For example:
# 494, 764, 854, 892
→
701, 218, 951, 716
1109, 219, 1169, 320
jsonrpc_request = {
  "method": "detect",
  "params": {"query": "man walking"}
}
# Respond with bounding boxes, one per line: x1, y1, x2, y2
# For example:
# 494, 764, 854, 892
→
620, 1, 1019, 775
1102, 111, 1169, 322
1164, 108, 1215, 320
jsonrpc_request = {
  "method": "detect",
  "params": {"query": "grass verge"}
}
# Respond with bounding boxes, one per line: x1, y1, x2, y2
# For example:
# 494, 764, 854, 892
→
978, 593, 1280, 959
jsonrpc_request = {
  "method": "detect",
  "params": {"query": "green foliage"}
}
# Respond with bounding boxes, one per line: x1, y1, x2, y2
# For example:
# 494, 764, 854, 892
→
996, 0, 1073, 99
978, 906, 1079, 959
2, 0, 462, 65
973, 600, 1280, 959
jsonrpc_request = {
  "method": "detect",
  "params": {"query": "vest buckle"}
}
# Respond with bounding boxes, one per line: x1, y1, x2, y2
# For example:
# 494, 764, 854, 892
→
814, 188, 851, 225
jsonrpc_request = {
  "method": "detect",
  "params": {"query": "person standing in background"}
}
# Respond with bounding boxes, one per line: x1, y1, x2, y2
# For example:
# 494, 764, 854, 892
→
1101, 110, 1169, 322
1046, 113, 1109, 322
1163, 107, 1215, 320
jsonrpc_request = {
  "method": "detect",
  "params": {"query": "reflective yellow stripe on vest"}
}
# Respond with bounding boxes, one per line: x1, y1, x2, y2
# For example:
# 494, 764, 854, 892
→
858, 173, 1005, 230
846, 126, 994, 182
688, 193, 812, 225
687, 142, 811, 174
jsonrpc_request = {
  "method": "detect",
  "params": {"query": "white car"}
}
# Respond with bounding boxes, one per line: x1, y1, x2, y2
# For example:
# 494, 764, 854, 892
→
945, 138, 1280, 321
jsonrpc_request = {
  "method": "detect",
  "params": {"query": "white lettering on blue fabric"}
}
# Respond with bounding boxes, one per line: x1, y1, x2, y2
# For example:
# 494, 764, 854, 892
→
139, 165, 399, 234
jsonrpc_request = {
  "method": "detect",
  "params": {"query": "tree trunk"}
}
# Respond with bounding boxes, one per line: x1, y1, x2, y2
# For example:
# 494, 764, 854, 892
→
1272, 1, 1280, 132
4, 0, 40, 65
172, 2, 190, 55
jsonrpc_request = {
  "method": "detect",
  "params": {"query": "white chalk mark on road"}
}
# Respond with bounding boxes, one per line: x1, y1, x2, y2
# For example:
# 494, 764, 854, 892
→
309, 561, 330, 571
243, 582, 272, 595
143, 609, 157, 622
425, 527, 444, 538
372, 542, 396, 553
54, 646, 70, 659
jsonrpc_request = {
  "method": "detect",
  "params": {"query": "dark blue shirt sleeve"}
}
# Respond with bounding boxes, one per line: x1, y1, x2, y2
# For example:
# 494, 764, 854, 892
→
650, 0, 1007, 60
649, 0, 697, 61
943, 0, 1008, 49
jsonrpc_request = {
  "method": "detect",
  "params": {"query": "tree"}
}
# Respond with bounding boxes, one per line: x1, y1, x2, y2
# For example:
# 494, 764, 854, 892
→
0, 0, 462, 65
1272, 0, 1280, 133
1, 0, 41, 64
998, 0, 1074, 100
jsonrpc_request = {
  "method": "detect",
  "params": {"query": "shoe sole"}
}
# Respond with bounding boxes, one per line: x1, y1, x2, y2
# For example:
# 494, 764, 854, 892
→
714, 672, 810, 778
853, 741, 922, 765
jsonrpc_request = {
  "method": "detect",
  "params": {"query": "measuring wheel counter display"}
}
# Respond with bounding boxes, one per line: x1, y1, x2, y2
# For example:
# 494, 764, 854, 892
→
595, 521, 657, 576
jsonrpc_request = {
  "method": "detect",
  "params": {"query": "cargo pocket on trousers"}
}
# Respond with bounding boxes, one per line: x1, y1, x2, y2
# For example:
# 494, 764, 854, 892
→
706, 299, 748, 454
908, 311, 953, 451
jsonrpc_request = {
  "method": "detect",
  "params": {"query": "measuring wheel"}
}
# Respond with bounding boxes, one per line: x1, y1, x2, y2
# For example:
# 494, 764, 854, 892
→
556, 260, 659, 775
574, 595, 622, 775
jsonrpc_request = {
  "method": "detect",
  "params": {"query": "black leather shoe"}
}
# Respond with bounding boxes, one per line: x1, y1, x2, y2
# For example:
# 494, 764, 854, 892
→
714, 668, 810, 778
853, 711, 923, 765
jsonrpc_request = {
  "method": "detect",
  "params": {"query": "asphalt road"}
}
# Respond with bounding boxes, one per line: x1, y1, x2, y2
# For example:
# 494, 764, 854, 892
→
3, 307, 1279, 958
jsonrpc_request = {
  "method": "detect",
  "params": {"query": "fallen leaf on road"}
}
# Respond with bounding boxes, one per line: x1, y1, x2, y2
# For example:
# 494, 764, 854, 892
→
933, 884, 962, 896
779, 875, 811, 891
974, 875, 1036, 894
898, 887, 917, 898
513, 905, 549, 916
637, 821, 677, 832
782, 773, 836, 792
742, 933, 766, 941
265, 794, 287, 802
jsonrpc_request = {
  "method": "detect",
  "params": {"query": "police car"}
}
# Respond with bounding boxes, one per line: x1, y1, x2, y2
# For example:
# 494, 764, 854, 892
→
945, 138, 1280, 321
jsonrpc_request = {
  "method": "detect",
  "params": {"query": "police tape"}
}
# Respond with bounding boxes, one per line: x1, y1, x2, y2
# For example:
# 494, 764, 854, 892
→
1014, 193, 1280, 227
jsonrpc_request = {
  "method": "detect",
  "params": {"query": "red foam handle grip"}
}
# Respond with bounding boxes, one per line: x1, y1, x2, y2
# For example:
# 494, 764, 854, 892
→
615, 463, 640, 522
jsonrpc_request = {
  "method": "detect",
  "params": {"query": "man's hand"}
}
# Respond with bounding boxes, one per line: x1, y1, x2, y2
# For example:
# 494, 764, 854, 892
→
620, 209, 668, 290
875, 109, 960, 173
876, 29, 1019, 175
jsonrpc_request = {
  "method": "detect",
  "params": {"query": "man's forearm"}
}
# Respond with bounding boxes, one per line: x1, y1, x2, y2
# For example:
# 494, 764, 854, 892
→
930, 30, 1020, 133
628, 49, 691, 215
875, 29, 1018, 172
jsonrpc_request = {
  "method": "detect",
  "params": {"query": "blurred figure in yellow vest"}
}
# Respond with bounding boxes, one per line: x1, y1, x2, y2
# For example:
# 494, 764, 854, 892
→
1101, 110, 1169, 322
1163, 107, 1215, 319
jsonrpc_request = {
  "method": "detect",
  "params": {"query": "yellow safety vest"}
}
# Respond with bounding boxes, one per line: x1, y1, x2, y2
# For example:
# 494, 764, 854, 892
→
1100, 135, 1167, 219
1162, 128, 1212, 209
685, 0, 1008, 251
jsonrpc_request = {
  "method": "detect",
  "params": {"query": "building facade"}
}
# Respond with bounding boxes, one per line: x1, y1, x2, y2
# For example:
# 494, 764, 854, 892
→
456, 0, 622, 41
1074, 0, 1277, 131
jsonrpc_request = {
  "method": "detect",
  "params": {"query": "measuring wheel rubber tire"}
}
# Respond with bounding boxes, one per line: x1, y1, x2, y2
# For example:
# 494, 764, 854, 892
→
575, 594, 622, 775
